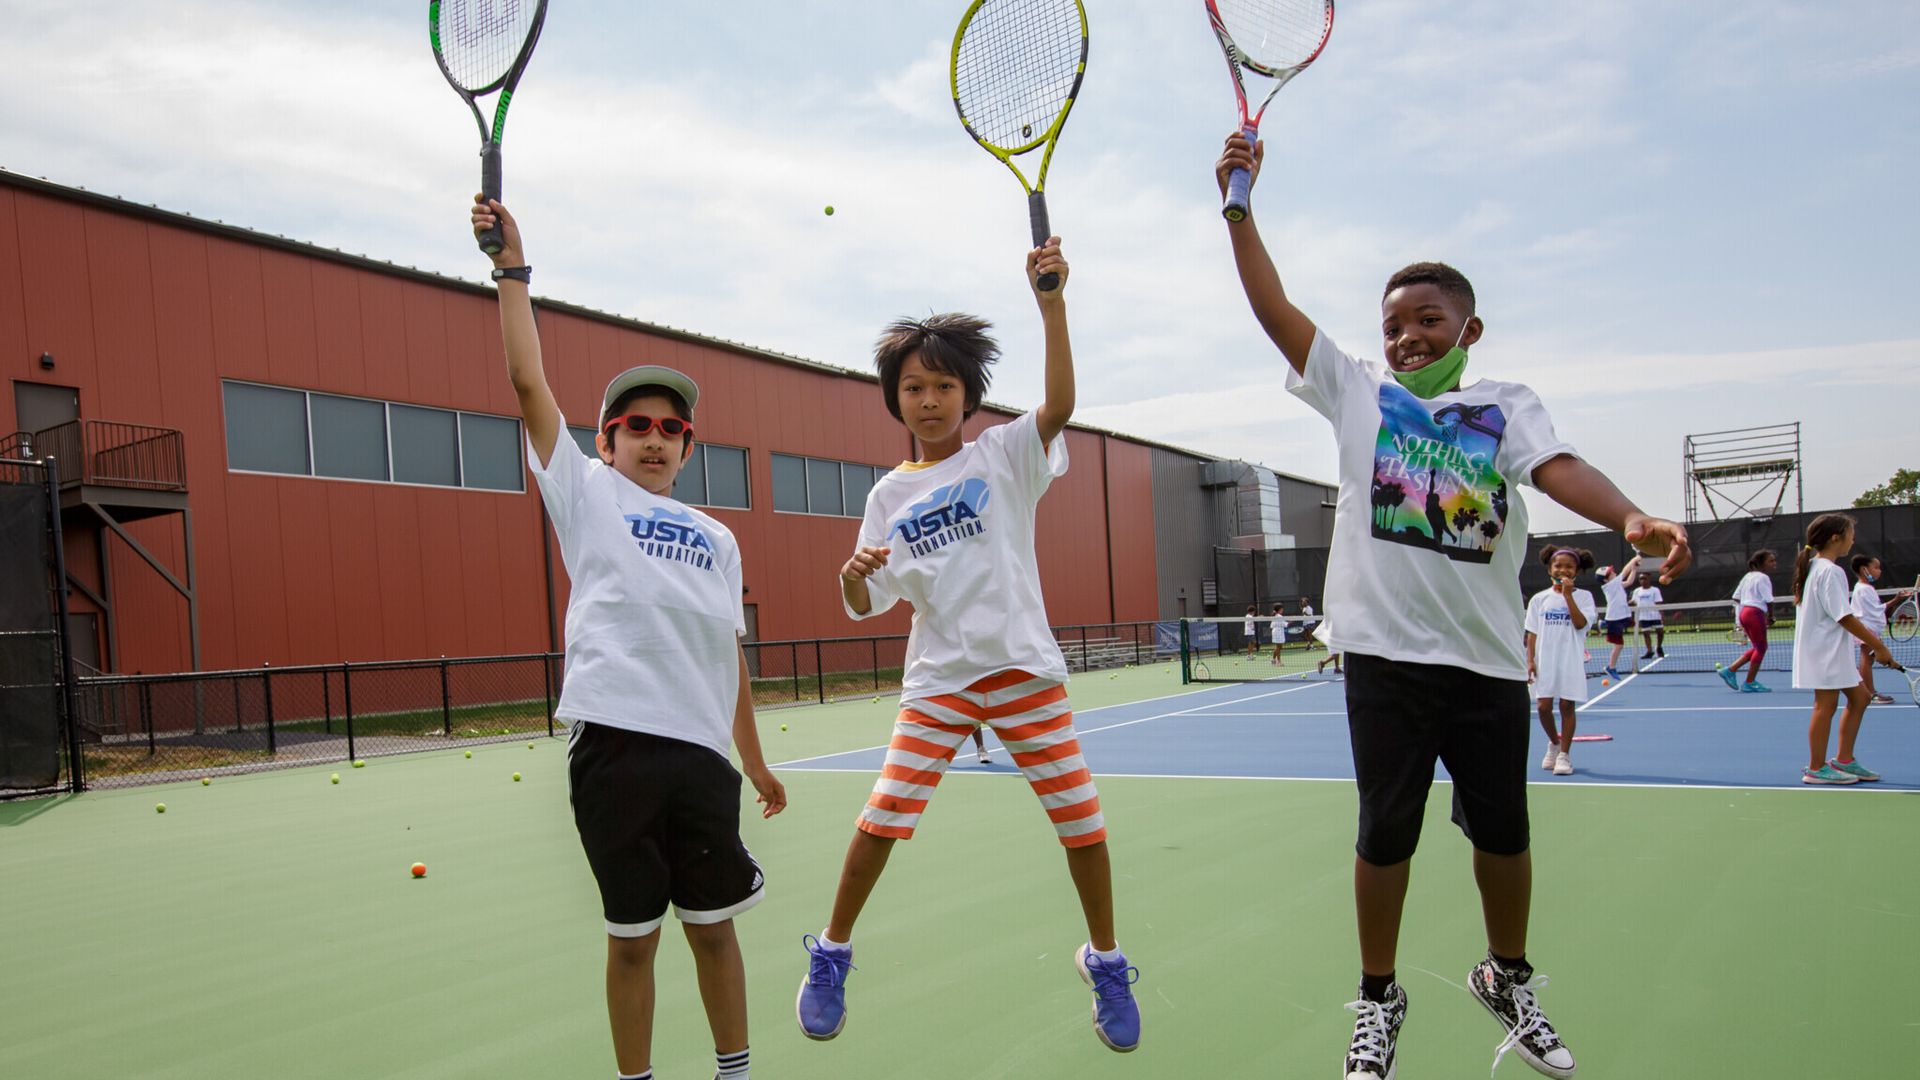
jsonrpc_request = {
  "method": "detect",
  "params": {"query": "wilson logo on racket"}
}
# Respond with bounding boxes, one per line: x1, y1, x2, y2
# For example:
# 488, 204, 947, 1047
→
625, 507, 719, 571
890, 479, 991, 556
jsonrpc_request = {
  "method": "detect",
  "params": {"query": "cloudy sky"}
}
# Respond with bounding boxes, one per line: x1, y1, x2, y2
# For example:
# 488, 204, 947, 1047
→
5, 0, 1915, 531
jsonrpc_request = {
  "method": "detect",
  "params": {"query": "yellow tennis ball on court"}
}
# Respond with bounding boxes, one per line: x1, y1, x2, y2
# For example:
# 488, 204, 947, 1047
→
464, 750, 472, 759
824, 205, 835, 216
512, 772, 521, 782
780, 724, 788, 732
330, 773, 340, 784
527, 742, 535, 750
200, 777, 211, 786
155, 802, 166, 813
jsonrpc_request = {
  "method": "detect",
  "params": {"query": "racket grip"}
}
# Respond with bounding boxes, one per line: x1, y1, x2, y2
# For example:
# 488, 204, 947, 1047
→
477, 143, 506, 255
1222, 125, 1256, 223
1028, 191, 1059, 292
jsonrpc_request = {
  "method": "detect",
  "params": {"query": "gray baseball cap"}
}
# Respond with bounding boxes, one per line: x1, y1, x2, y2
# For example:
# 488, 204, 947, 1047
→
600, 365, 700, 424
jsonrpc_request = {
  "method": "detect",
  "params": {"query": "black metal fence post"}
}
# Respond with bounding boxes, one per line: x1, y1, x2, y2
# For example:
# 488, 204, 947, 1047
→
439, 656, 451, 736
322, 669, 332, 734
141, 681, 154, 756
342, 661, 356, 763
871, 638, 879, 691
789, 643, 800, 703
262, 662, 276, 755
543, 654, 554, 738
814, 640, 825, 704
43, 456, 85, 793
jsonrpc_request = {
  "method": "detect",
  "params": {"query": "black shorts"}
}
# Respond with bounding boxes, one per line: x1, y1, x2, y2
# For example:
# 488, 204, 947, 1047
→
1344, 653, 1531, 865
566, 722, 764, 938
1603, 618, 1630, 645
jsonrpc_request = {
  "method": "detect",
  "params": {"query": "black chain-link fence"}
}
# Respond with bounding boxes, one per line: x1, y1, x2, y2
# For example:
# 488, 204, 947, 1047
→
56, 623, 1173, 791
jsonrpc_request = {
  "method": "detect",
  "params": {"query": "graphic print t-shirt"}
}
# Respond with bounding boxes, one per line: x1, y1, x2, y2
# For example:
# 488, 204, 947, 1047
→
1524, 587, 1597, 701
1632, 586, 1664, 622
845, 411, 1069, 699
529, 422, 746, 758
1287, 330, 1577, 680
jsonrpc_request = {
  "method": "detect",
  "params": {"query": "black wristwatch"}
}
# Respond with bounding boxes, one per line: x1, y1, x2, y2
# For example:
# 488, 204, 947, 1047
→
490, 265, 532, 284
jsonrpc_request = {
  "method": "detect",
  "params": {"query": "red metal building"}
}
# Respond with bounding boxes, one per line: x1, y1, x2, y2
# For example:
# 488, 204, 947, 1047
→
1, 169, 1165, 675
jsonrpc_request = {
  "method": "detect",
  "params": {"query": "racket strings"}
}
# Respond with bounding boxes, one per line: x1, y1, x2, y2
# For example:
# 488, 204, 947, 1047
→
1218, 0, 1331, 71
955, 0, 1085, 151
435, 0, 541, 91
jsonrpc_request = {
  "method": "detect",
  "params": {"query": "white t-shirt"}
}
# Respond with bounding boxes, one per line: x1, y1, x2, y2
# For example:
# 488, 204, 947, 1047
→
1733, 571, 1775, 613
529, 425, 746, 758
1600, 575, 1630, 621
1286, 330, 1578, 681
845, 410, 1069, 699
1852, 581, 1888, 634
1525, 587, 1596, 702
1793, 557, 1860, 690
1631, 586, 1664, 623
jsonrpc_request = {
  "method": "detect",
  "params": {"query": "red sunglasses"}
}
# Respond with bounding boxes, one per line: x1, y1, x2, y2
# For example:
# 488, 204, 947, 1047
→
601, 414, 694, 441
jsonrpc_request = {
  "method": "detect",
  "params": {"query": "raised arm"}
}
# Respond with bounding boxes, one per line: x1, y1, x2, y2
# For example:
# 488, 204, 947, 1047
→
1215, 133, 1317, 374
1029, 238, 1075, 448
471, 196, 563, 466
1532, 455, 1692, 582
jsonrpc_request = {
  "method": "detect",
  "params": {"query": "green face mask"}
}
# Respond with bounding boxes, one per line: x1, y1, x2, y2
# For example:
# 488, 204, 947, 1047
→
1390, 322, 1470, 399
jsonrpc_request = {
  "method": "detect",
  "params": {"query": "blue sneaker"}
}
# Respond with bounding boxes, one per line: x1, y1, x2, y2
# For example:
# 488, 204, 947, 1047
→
1605, 667, 1622, 682
1717, 667, 1739, 691
1074, 943, 1142, 1052
796, 934, 855, 1040
1741, 681, 1772, 693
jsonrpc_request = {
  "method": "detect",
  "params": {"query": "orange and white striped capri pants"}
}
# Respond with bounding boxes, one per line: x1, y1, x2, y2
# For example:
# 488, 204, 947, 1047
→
858, 670, 1106, 848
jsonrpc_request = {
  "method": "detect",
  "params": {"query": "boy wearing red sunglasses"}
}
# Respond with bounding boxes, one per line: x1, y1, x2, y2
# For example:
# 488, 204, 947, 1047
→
472, 195, 785, 1080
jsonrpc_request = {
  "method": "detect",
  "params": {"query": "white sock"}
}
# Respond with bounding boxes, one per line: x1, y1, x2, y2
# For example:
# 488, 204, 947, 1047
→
1089, 943, 1124, 963
818, 930, 849, 951
716, 1046, 750, 1079
618, 1071, 652, 1080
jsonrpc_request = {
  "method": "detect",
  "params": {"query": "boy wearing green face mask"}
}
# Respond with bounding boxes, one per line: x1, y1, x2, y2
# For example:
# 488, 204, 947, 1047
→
1213, 132, 1692, 1080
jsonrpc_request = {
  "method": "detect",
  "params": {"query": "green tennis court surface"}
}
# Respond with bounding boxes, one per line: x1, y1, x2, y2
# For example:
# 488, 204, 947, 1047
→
4, 665, 1915, 1078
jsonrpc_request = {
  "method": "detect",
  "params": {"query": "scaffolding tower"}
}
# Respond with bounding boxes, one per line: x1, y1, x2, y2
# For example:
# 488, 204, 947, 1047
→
1683, 423, 1802, 522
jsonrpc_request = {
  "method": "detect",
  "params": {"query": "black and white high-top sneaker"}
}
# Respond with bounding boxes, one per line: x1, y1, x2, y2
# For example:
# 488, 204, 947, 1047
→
1343, 981, 1406, 1079
1468, 954, 1576, 1078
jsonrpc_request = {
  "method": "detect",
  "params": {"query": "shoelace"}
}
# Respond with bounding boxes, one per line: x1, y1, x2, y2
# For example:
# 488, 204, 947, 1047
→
1083, 952, 1140, 1002
802, 934, 856, 987
1343, 997, 1394, 1070
1489, 973, 1556, 1077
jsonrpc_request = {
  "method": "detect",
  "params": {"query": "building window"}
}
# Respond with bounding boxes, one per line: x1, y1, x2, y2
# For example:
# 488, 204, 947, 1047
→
565, 425, 749, 510
309, 393, 388, 482
771, 452, 884, 518
222, 381, 522, 493
223, 383, 310, 476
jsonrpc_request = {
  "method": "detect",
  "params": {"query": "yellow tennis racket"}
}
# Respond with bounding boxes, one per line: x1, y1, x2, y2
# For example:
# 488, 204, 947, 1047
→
950, 0, 1089, 291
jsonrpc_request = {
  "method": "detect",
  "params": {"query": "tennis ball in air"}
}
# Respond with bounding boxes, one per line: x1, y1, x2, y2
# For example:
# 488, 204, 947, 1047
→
200, 777, 211, 786
824, 205, 835, 216
464, 750, 472, 759
330, 773, 340, 784
410, 862, 427, 879
155, 802, 166, 813
512, 772, 522, 782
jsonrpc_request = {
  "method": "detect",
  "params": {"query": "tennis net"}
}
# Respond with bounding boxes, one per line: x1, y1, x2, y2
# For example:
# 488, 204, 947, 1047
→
1182, 595, 1920, 684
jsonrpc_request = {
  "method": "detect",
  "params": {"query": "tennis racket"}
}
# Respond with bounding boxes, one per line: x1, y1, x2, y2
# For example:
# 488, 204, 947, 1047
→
1889, 661, 1920, 707
950, 0, 1090, 291
1888, 577, 1918, 642
429, 0, 549, 254
1206, 0, 1335, 222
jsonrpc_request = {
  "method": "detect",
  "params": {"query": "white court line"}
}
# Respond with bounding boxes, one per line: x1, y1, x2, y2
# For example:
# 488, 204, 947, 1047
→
760, 765, 1919, 794
1581, 654, 1661, 707
1586, 705, 1807, 713
772, 681, 1330, 769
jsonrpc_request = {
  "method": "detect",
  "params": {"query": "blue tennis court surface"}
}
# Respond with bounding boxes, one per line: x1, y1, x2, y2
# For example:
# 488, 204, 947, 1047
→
776, 671, 1920, 791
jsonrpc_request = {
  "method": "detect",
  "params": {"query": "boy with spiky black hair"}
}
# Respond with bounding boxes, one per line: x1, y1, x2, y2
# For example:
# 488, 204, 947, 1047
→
796, 238, 1142, 1055
1213, 133, 1691, 1080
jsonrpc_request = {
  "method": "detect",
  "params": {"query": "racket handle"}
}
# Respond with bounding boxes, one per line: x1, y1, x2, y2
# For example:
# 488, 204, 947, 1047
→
477, 143, 506, 255
1222, 125, 1256, 223
1028, 191, 1059, 292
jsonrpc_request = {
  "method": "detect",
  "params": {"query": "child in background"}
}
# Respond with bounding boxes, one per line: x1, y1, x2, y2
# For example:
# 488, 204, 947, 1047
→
1593, 554, 1642, 680
1245, 604, 1261, 657
1793, 515, 1895, 784
1849, 553, 1906, 705
1721, 550, 1778, 693
1525, 548, 1597, 776
1631, 573, 1666, 660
